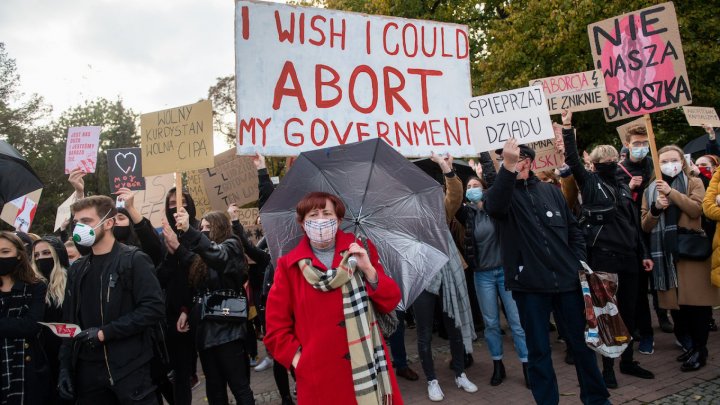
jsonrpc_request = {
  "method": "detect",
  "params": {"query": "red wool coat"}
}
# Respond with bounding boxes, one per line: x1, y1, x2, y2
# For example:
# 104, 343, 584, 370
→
264, 230, 403, 405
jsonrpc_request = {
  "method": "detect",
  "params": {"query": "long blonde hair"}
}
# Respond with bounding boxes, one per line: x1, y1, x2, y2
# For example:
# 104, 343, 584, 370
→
32, 242, 67, 308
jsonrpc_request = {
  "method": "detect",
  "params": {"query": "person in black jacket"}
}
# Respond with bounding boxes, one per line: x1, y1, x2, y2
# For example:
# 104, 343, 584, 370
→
114, 187, 165, 267
562, 110, 654, 388
174, 209, 254, 405
484, 138, 610, 405
0, 231, 50, 405
58, 196, 165, 404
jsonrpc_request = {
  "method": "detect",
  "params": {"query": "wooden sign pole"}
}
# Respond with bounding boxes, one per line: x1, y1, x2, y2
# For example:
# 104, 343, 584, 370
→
644, 114, 662, 181
175, 172, 183, 213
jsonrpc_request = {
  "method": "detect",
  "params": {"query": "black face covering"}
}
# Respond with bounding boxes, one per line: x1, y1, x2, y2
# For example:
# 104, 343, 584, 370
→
201, 230, 211, 239
36, 257, 55, 278
0, 256, 19, 276
74, 241, 93, 257
595, 162, 618, 181
113, 226, 131, 242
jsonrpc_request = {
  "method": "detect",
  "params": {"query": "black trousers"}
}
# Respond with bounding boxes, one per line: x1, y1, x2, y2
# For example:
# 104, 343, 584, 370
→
635, 267, 654, 338
671, 305, 712, 350
272, 361, 295, 400
76, 360, 156, 405
413, 290, 465, 380
167, 330, 195, 405
199, 339, 254, 405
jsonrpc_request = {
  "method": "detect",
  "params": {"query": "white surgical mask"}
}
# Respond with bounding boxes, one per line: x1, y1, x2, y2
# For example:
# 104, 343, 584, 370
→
303, 218, 338, 244
72, 210, 112, 247
660, 161, 682, 178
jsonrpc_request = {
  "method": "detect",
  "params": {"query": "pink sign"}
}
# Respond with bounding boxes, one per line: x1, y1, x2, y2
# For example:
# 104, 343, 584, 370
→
65, 126, 101, 173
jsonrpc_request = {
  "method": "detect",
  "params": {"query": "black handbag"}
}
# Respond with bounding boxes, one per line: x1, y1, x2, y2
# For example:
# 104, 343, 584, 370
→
200, 290, 248, 323
580, 203, 617, 226
677, 228, 712, 261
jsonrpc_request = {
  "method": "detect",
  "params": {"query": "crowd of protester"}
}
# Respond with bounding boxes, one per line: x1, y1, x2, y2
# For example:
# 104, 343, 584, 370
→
1, 114, 719, 405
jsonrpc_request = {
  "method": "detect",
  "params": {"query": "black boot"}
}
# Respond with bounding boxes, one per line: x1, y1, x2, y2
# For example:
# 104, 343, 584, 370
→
490, 360, 506, 386
681, 347, 708, 372
281, 395, 295, 405
564, 343, 574, 365
602, 367, 618, 389
522, 362, 530, 389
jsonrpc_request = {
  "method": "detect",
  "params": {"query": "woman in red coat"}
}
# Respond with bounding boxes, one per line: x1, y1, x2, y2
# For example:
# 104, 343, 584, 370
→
264, 192, 403, 405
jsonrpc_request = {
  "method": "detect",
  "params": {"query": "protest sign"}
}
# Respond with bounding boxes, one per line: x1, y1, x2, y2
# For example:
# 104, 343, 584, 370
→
186, 170, 212, 218
237, 208, 260, 227
615, 117, 647, 146
65, 126, 101, 173
468, 85, 554, 153
1, 189, 42, 232
588, 2, 692, 122
140, 100, 214, 177
54, 194, 76, 232
529, 70, 608, 115
682, 106, 720, 127
107, 147, 146, 193
200, 149, 259, 210
243, 224, 265, 246
234, 1, 472, 157
134, 174, 175, 228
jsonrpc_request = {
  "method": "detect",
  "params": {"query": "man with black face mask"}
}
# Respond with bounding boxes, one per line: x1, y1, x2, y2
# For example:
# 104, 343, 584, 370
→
58, 196, 165, 404
561, 111, 654, 389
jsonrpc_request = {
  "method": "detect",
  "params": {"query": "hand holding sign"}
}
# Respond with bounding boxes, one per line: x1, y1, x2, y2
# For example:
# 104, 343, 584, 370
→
252, 152, 266, 170
174, 207, 190, 232
703, 125, 716, 140
227, 203, 241, 221
68, 168, 86, 199
561, 110, 573, 127
502, 138, 521, 171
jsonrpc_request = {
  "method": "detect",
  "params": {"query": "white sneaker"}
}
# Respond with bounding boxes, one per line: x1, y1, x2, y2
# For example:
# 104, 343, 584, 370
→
427, 379, 444, 401
455, 372, 478, 393
254, 356, 273, 372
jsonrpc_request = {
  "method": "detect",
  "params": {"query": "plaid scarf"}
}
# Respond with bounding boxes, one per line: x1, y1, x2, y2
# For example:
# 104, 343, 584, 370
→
1, 284, 29, 405
298, 251, 392, 405
645, 173, 687, 291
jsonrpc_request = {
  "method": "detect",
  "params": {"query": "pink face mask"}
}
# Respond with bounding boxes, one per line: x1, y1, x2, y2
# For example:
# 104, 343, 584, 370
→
303, 218, 338, 244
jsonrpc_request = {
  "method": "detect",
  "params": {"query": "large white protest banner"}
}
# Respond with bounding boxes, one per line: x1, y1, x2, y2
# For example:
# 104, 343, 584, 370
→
468, 86, 555, 153
234, 1, 472, 157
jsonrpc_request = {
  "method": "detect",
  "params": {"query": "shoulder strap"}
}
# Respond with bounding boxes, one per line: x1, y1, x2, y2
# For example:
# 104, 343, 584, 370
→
618, 163, 632, 178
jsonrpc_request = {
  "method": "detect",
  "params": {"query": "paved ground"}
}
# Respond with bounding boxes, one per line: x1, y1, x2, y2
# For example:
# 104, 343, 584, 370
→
191, 306, 720, 404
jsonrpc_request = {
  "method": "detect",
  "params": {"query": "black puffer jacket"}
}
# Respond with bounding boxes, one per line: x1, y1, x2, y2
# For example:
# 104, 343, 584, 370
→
484, 166, 586, 293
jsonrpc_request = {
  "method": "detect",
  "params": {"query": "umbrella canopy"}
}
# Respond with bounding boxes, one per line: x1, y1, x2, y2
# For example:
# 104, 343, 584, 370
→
683, 134, 709, 155
0, 140, 44, 207
412, 158, 477, 187
260, 139, 450, 306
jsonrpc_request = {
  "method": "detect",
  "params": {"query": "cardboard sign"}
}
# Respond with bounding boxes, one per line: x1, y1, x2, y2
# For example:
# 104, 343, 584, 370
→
141, 100, 214, 176
588, 2, 692, 122
682, 106, 720, 127
489, 138, 564, 173
200, 149, 259, 210
234, 1, 472, 157
616, 117, 647, 145
134, 174, 175, 228
468, 85, 554, 152
54, 194, 76, 232
237, 208, 259, 227
107, 147, 146, 193
242, 224, 265, 246
529, 70, 608, 115
65, 126, 101, 174
1, 189, 42, 232
186, 170, 212, 218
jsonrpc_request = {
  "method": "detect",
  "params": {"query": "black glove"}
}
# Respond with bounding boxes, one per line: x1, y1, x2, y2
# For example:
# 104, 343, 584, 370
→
58, 368, 75, 400
74, 327, 102, 349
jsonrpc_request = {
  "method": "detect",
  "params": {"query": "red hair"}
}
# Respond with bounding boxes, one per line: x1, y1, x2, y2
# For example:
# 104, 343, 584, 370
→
295, 192, 346, 223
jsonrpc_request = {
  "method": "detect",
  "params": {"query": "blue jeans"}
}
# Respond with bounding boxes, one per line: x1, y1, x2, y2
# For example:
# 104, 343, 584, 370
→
513, 290, 610, 405
474, 268, 528, 362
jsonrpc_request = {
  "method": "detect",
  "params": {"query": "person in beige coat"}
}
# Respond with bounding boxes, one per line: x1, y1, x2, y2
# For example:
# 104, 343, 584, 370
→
641, 145, 720, 372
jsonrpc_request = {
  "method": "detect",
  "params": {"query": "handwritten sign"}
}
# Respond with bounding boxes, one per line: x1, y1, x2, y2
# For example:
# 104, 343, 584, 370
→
237, 208, 259, 227
468, 85, 554, 152
54, 194, 76, 232
588, 2, 692, 122
107, 147, 146, 193
39, 322, 82, 338
200, 149, 259, 210
489, 137, 564, 172
1, 189, 42, 232
616, 117, 647, 145
65, 126, 101, 173
134, 174, 175, 228
234, 1, 472, 157
243, 224, 265, 246
141, 100, 214, 176
186, 170, 212, 218
529, 70, 608, 115
682, 106, 720, 127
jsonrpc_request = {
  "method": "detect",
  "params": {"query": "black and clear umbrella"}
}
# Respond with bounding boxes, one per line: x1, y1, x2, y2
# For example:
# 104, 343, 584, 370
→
683, 134, 709, 155
0, 140, 44, 207
260, 139, 450, 306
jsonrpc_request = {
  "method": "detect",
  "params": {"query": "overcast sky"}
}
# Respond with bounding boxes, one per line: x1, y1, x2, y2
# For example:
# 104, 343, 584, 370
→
0, 0, 283, 121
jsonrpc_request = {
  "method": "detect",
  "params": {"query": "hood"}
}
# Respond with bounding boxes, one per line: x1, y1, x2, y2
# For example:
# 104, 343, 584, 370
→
34, 235, 70, 269
165, 187, 199, 232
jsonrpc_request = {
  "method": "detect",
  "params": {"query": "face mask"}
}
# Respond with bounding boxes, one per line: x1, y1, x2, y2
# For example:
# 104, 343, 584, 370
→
303, 218, 338, 244
74, 242, 93, 257
661, 162, 682, 178
113, 226, 131, 241
465, 187, 483, 203
594, 162, 618, 178
72, 210, 112, 247
630, 147, 649, 159
699, 166, 713, 180
201, 230, 211, 239
36, 257, 55, 278
0, 256, 19, 276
